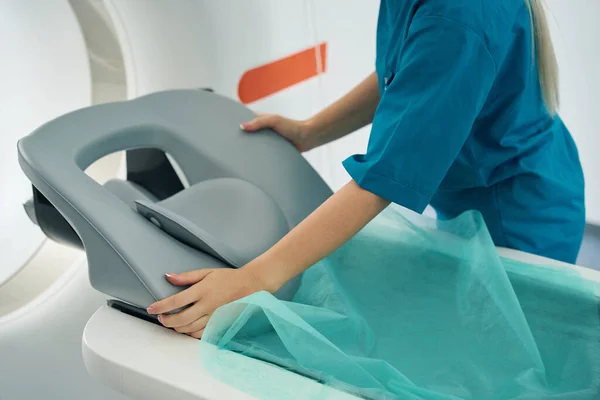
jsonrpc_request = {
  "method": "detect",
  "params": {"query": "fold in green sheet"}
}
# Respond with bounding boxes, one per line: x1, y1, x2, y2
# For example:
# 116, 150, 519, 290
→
200, 206, 600, 399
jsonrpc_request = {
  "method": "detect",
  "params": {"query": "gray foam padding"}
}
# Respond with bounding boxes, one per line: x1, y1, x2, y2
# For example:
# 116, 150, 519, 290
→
135, 178, 290, 268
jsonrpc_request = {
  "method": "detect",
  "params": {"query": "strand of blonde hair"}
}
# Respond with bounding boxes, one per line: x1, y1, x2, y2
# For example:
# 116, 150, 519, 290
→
526, 0, 560, 115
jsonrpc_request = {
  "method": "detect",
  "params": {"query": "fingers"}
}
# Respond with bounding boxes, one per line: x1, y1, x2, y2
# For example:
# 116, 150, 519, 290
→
159, 302, 207, 328
165, 269, 212, 286
174, 314, 211, 334
147, 286, 200, 314
240, 114, 279, 132
188, 328, 205, 339
147, 270, 214, 314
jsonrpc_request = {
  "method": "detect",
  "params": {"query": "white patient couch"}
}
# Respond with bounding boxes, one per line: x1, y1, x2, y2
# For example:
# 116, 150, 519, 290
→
82, 247, 600, 400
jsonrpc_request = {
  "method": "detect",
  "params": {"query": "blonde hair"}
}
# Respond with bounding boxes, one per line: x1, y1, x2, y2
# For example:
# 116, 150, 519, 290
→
526, 0, 560, 115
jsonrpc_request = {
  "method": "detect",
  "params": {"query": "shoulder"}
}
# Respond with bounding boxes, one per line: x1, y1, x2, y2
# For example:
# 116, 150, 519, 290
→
409, 0, 531, 63
416, 0, 526, 31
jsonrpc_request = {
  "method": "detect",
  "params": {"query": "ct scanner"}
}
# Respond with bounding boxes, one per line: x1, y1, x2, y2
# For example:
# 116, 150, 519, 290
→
1, 1, 600, 399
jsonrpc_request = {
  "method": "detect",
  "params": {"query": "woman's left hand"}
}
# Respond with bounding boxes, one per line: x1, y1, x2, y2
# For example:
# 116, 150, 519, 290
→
146, 267, 266, 339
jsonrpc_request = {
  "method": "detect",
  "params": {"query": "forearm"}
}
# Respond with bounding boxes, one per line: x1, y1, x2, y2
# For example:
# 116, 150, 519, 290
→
244, 180, 390, 292
307, 71, 380, 147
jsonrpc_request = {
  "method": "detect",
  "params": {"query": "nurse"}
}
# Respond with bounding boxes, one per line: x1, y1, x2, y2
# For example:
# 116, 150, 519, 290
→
148, 0, 585, 338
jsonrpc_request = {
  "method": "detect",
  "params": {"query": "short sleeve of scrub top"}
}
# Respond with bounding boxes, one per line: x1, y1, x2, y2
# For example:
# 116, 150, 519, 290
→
343, 15, 497, 214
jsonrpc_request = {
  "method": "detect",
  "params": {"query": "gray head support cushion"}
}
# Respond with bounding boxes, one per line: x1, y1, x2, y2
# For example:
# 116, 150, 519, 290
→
135, 178, 290, 268
17, 89, 333, 309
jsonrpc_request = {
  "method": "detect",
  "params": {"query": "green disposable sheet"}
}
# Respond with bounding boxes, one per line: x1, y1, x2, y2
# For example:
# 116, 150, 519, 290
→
200, 206, 600, 399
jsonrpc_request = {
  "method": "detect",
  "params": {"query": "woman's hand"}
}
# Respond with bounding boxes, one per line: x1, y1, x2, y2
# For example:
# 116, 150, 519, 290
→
240, 115, 319, 152
241, 72, 379, 152
146, 267, 266, 339
147, 180, 389, 340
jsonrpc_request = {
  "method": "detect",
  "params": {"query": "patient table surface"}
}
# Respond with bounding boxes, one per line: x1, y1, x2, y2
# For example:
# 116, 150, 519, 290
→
82, 248, 600, 400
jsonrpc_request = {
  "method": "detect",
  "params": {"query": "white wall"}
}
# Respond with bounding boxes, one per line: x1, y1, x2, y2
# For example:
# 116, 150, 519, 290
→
311, 0, 379, 191
546, 0, 600, 225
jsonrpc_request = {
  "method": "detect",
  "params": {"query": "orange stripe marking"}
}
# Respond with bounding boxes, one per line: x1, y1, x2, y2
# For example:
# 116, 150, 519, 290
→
238, 42, 327, 104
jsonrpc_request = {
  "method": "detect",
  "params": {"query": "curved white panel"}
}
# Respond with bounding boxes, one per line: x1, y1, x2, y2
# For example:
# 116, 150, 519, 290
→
102, 0, 338, 182
0, 1, 92, 287
103, 0, 216, 98
68, 0, 126, 87
101, 0, 319, 113
102, 0, 316, 97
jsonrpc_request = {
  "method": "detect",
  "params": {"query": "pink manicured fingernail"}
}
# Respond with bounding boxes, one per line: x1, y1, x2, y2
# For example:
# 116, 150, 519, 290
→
147, 305, 155, 313
165, 273, 176, 278
157, 315, 163, 323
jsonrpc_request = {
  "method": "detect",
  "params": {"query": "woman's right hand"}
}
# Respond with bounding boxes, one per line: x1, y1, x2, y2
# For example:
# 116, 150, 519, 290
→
240, 114, 319, 153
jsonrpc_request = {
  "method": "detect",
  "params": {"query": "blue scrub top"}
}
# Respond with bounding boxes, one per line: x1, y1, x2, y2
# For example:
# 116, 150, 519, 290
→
342, 0, 585, 263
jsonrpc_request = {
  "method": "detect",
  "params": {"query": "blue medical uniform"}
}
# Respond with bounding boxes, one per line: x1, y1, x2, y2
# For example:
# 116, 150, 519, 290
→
343, 0, 585, 263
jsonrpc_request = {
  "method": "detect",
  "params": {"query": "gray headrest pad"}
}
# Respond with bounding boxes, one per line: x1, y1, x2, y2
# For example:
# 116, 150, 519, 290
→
135, 178, 290, 267
104, 179, 158, 208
